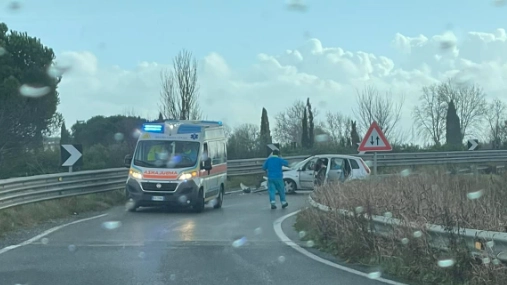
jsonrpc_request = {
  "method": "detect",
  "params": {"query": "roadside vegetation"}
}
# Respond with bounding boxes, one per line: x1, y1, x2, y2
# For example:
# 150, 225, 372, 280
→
0, 190, 124, 239
295, 171, 507, 285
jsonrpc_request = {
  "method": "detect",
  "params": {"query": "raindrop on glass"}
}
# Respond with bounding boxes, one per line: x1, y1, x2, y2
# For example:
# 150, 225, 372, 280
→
467, 190, 484, 200
68, 244, 77, 252
138, 251, 146, 259
493, 258, 501, 265
114, 133, 124, 142
278, 256, 286, 263
41, 238, 49, 245
367, 271, 381, 279
384, 212, 393, 218
486, 240, 494, 248
232, 236, 247, 248
315, 134, 329, 142
298, 231, 306, 239
19, 84, 51, 98
355, 206, 364, 214
437, 258, 455, 268
132, 129, 141, 138
178, 195, 188, 204
482, 257, 491, 264
413, 231, 423, 238
102, 221, 122, 230
401, 238, 409, 245
8, 1, 21, 11
169, 274, 176, 281
306, 240, 315, 247
0, 47, 5, 56
254, 227, 263, 235
400, 169, 411, 177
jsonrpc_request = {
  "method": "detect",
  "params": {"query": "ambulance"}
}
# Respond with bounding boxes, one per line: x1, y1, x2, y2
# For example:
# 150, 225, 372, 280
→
123, 120, 227, 213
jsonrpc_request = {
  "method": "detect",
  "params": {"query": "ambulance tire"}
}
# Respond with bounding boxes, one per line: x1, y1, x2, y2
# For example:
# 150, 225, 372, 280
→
213, 185, 224, 209
192, 188, 205, 213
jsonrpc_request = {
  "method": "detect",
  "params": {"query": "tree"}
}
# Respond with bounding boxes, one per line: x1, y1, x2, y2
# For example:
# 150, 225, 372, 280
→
485, 98, 507, 149
259, 107, 272, 149
350, 120, 360, 147
159, 49, 202, 120
227, 124, 260, 159
157, 112, 164, 122
413, 84, 447, 146
306, 98, 314, 148
324, 112, 351, 146
301, 108, 309, 148
274, 99, 319, 145
353, 86, 404, 139
0, 23, 60, 177
445, 100, 462, 147
438, 80, 487, 140
60, 121, 71, 144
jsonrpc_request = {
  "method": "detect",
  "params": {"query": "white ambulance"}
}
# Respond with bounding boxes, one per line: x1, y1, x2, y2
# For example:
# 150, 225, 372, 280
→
124, 120, 227, 213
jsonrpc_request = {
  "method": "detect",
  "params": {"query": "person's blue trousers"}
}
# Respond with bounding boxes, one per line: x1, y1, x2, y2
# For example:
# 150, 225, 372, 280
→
268, 179, 287, 205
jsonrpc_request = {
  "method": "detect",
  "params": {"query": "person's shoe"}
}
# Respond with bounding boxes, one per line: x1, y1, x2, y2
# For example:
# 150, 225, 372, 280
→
271, 204, 277, 209
281, 202, 288, 209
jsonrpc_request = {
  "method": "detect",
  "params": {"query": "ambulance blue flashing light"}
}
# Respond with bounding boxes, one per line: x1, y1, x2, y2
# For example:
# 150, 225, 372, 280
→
142, 123, 164, 133
163, 120, 222, 126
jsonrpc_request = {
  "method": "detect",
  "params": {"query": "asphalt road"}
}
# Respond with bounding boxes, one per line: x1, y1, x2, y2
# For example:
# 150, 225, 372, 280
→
0, 191, 397, 285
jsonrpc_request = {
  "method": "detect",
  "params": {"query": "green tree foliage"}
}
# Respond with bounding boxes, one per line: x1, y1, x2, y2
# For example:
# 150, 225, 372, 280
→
306, 98, 314, 148
445, 100, 462, 148
0, 23, 61, 178
60, 121, 71, 144
259, 107, 272, 154
301, 108, 309, 148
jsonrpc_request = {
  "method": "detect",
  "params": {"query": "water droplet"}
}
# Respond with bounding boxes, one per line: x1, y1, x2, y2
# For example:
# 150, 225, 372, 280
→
169, 274, 176, 281
400, 169, 411, 177
277, 256, 286, 263
102, 221, 122, 230
355, 206, 364, 214
0, 47, 5, 56
68, 244, 77, 252
41, 238, 49, 245
114, 133, 124, 141
178, 195, 188, 204
315, 134, 329, 142
47, 63, 71, 78
125, 199, 136, 211
486, 241, 494, 248
306, 240, 315, 247
232, 236, 247, 248
298, 231, 306, 239
19, 84, 51, 98
493, 258, 501, 265
367, 271, 381, 279
254, 227, 263, 235
384, 212, 393, 218
413, 231, 423, 238
482, 257, 491, 264
8, 1, 21, 11
132, 129, 141, 138
467, 190, 484, 200
401, 238, 409, 245
437, 258, 455, 268
138, 251, 146, 259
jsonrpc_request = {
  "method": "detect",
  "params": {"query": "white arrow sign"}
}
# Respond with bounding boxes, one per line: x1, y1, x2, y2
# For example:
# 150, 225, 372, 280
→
468, 139, 478, 151
267, 144, 279, 151
62, 145, 82, 166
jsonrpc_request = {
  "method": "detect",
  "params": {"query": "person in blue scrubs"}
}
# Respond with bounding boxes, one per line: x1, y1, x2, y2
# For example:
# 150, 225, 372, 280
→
262, 149, 289, 209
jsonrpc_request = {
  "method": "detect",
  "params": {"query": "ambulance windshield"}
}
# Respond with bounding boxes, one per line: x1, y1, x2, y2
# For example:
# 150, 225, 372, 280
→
133, 140, 200, 169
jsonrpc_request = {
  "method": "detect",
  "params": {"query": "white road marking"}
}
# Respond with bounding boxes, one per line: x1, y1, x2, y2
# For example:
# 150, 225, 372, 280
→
0, 213, 108, 255
273, 210, 407, 285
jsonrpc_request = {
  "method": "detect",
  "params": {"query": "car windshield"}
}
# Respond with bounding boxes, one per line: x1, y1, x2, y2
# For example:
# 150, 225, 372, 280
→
290, 159, 308, 170
133, 140, 200, 169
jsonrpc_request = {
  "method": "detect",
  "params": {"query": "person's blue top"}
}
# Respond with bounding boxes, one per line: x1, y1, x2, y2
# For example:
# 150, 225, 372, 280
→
262, 155, 289, 180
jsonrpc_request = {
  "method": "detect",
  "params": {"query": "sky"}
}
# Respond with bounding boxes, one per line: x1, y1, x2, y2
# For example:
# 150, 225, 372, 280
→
1, 0, 506, 143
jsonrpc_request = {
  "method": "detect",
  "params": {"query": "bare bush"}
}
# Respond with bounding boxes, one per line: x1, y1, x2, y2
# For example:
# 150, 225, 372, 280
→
296, 172, 507, 284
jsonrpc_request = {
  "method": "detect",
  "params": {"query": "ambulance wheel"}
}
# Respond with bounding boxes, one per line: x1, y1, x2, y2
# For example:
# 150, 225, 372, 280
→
213, 185, 224, 209
192, 188, 205, 213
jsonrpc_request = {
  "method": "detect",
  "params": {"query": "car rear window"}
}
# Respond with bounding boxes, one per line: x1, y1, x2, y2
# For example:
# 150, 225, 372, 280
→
350, 159, 360, 169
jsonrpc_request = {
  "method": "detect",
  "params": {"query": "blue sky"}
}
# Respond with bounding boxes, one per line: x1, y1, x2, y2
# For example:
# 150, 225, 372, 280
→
1, 0, 505, 69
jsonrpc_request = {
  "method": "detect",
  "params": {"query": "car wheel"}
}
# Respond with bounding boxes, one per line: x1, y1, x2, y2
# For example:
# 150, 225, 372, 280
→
284, 179, 296, 194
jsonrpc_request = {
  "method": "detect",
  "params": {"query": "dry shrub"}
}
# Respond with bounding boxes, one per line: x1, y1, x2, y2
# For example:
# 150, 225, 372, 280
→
297, 172, 507, 285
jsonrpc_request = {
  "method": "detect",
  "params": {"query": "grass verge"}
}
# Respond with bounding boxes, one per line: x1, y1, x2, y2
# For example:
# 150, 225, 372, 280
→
295, 172, 507, 285
0, 189, 125, 239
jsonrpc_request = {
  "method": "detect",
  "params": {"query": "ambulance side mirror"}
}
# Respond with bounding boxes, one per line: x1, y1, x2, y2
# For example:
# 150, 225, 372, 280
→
124, 154, 132, 168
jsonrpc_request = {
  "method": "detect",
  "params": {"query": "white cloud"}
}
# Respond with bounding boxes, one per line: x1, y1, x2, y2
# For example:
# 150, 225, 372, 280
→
55, 28, 507, 143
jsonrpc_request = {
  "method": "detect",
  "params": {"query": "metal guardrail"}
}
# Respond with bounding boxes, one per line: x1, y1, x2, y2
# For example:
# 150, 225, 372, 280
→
1, 150, 507, 211
308, 195, 507, 263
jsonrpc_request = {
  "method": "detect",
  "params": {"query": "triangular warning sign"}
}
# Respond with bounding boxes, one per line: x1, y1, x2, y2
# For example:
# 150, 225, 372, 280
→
357, 121, 392, 152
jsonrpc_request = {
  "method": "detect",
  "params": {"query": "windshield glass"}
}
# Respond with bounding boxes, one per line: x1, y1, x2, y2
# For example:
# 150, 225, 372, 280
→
133, 140, 200, 169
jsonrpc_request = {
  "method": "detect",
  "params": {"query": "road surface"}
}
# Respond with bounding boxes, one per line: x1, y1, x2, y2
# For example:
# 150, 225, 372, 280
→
0, 191, 395, 285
